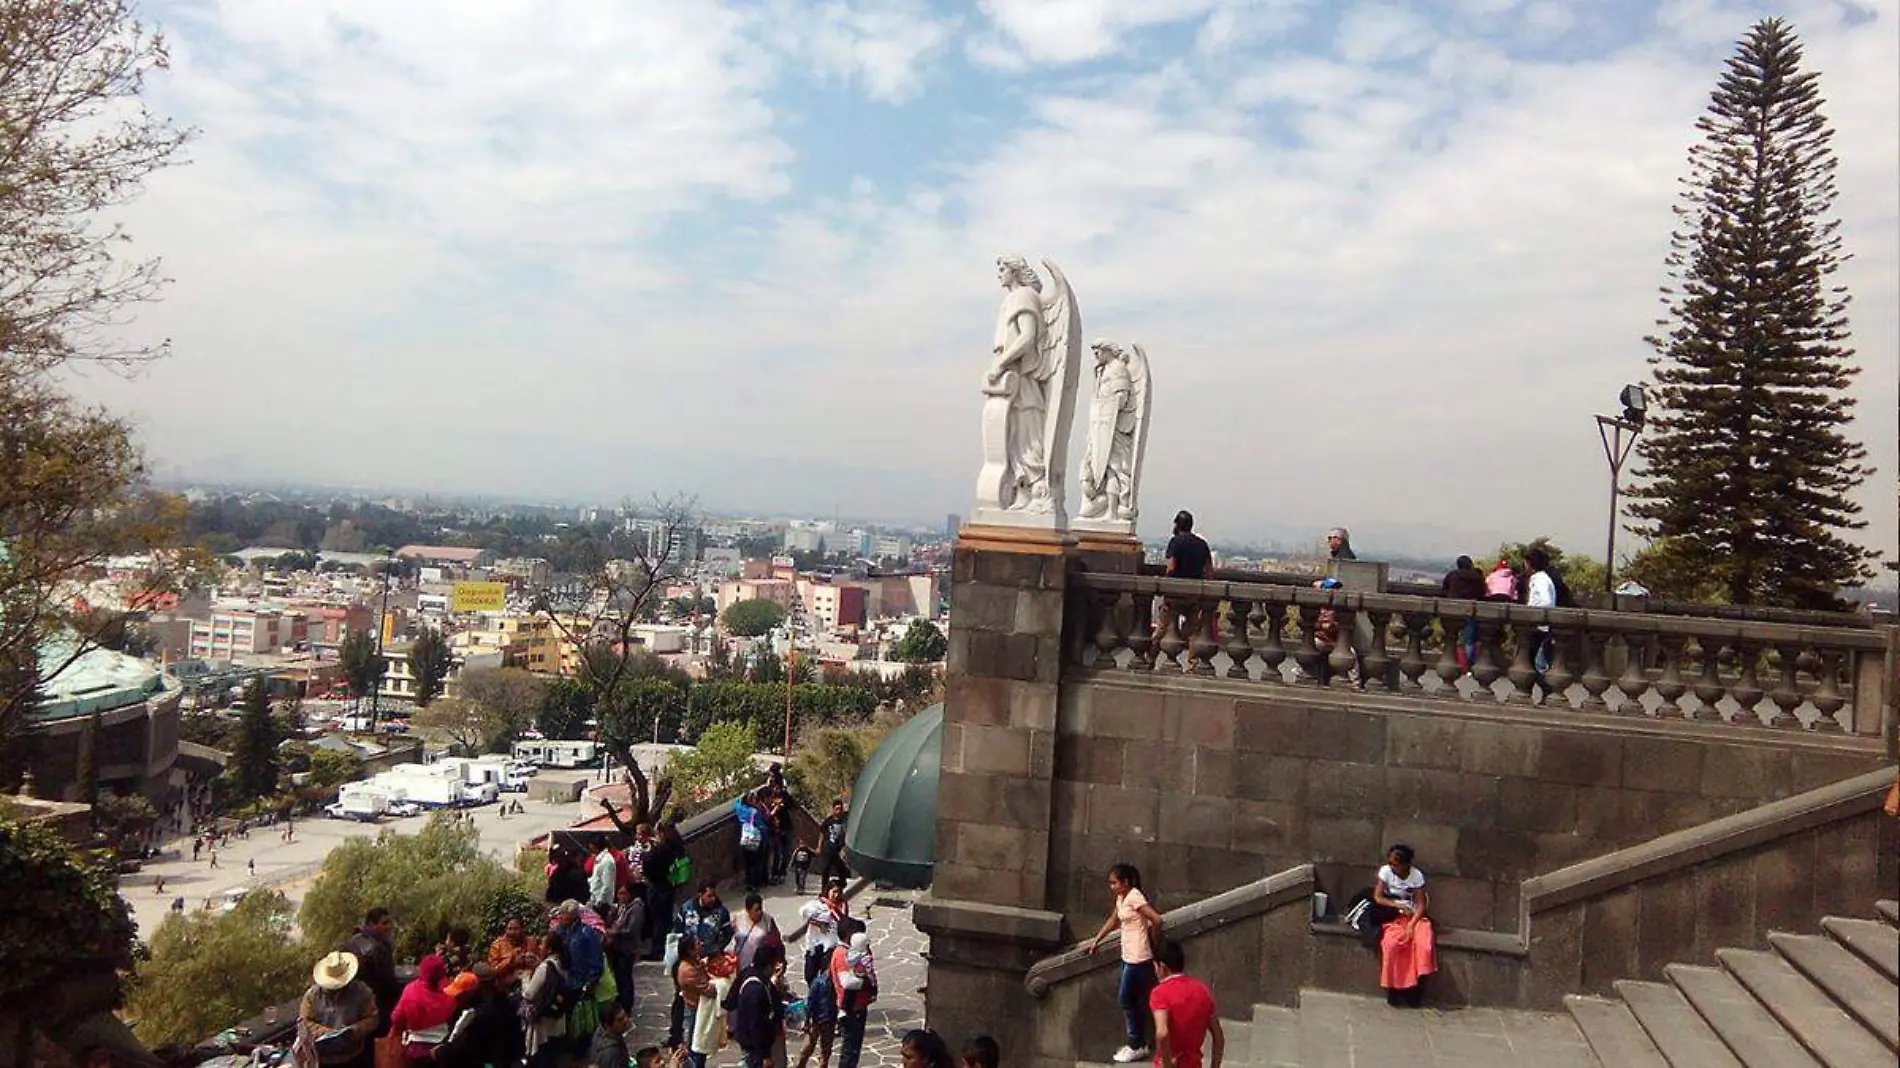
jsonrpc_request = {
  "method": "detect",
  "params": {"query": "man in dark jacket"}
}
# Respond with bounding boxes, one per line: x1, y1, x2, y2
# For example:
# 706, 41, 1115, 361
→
644, 824, 684, 958
340, 907, 400, 1037
435, 973, 523, 1068
587, 999, 633, 1068
1440, 555, 1486, 669
727, 947, 785, 1068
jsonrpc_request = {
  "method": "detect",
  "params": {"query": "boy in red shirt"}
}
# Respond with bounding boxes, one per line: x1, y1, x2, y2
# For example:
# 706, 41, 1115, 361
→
1148, 941, 1222, 1068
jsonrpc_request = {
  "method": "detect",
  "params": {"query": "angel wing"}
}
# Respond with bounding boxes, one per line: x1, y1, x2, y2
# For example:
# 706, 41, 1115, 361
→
1037, 258, 1085, 511
1125, 343, 1154, 516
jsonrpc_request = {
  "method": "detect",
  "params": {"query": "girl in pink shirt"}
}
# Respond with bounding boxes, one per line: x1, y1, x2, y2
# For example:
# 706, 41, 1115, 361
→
1087, 863, 1164, 1063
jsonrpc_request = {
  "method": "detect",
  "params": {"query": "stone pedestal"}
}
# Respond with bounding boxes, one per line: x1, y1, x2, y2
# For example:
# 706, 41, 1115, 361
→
920, 524, 1075, 1056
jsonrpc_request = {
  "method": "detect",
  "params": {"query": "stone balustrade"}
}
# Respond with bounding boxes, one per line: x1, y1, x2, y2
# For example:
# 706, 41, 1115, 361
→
1070, 572, 1893, 734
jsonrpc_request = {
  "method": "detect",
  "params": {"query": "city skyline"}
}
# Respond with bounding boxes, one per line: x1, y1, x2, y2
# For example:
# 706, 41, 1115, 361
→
67, 0, 1899, 563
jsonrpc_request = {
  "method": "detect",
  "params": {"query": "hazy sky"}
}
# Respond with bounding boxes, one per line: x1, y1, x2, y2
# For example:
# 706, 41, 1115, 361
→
68, 0, 1898, 561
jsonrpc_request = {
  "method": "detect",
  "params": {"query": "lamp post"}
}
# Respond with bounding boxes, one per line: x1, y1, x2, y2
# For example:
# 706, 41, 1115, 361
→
1595, 384, 1646, 594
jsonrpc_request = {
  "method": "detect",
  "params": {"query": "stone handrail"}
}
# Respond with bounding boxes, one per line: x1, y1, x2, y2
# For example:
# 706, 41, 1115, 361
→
1022, 864, 1314, 997
1518, 765, 1896, 919
1070, 572, 1891, 733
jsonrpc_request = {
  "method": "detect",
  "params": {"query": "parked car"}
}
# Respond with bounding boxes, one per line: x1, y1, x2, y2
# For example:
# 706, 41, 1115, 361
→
322, 801, 348, 819
387, 800, 422, 818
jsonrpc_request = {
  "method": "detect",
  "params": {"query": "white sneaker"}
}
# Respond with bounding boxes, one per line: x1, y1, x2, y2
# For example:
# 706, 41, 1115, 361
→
1112, 1047, 1149, 1063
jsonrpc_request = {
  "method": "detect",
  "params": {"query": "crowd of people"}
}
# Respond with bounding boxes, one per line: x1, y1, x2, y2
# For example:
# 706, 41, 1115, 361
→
292, 772, 983, 1068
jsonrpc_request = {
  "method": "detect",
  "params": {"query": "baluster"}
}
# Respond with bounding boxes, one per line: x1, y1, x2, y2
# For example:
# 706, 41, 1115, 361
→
1092, 590, 1125, 667
1467, 620, 1504, 703
1258, 601, 1288, 684
1327, 603, 1358, 686
1224, 598, 1254, 679
1189, 598, 1221, 677
1652, 634, 1688, 717
1809, 650, 1846, 731
1154, 600, 1186, 673
1577, 629, 1613, 711
1729, 641, 1765, 720
1689, 637, 1725, 720
1614, 632, 1652, 715
1293, 605, 1323, 684
1127, 591, 1155, 672
1766, 643, 1802, 729
1505, 620, 1538, 705
1397, 611, 1430, 691
1361, 608, 1393, 691
1541, 626, 1575, 709
1430, 613, 1463, 693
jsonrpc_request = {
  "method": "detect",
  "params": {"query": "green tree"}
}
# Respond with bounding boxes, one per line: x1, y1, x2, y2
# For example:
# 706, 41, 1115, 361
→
0, 816, 140, 1060
456, 666, 544, 744
785, 706, 909, 811
229, 678, 282, 801
891, 619, 948, 663
665, 720, 760, 814
1629, 18, 1871, 609
596, 677, 687, 750
413, 696, 510, 756
1620, 537, 1730, 603
92, 792, 157, 850
407, 628, 452, 707
723, 598, 786, 637
298, 814, 536, 960
126, 891, 307, 1047
538, 677, 595, 741
339, 630, 381, 700
304, 748, 364, 790
1496, 539, 1606, 603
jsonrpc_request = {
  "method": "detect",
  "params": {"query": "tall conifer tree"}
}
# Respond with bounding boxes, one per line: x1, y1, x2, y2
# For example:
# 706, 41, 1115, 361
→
1630, 18, 1871, 609
230, 677, 280, 800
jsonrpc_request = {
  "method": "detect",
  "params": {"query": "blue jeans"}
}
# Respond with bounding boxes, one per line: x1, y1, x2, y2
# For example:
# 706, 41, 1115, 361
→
1459, 620, 1479, 666
1118, 960, 1156, 1048
1533, 631, 1553, 674
837, 1008, 868, 1068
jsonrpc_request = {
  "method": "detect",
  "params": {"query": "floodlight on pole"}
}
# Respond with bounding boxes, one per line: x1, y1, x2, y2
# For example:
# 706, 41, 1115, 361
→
1596, 384, 1645, 593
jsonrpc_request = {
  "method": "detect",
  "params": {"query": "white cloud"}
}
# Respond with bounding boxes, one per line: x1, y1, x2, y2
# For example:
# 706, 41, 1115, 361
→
766, 0, 960, 102
70, 0, 1899, 563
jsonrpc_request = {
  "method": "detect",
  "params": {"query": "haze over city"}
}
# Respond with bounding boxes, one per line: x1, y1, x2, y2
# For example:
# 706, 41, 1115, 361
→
64, 0, 1899, 560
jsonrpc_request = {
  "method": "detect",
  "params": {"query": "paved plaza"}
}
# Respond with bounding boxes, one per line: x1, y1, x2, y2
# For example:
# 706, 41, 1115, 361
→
119, 796, 588, 937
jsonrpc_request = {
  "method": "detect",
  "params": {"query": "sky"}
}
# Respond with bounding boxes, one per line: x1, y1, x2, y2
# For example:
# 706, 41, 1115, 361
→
66, 0, 1899, 562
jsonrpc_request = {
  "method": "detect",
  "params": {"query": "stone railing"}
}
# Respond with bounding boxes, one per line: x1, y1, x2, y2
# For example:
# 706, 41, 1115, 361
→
1023, 864, 1316, 997
1070, 572, 1894, 734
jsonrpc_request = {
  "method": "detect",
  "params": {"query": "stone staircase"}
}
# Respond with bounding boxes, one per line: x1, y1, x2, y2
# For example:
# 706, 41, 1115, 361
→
1074, 900, 1898, 1068
1563, 900, 1899, 1068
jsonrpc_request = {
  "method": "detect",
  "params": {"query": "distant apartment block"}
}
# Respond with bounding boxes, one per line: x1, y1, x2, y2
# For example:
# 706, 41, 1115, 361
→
189, 608, 297, 660
805, 582, 867, 632
623, 517, 702, 565
717, 578, 796, 616
492, 557, 552, 586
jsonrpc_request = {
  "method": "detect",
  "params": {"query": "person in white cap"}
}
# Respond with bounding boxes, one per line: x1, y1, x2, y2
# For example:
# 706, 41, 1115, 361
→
300, 951, 379, 1068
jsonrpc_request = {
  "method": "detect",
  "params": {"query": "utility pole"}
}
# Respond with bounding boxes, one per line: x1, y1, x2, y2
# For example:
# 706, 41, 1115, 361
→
368, 547, 394, 733
1595, 384, 1646, 593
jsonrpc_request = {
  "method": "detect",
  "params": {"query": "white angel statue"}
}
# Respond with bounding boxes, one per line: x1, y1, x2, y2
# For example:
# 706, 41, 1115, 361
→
975, 255, 1083, 523
1077, 340, 1151, 525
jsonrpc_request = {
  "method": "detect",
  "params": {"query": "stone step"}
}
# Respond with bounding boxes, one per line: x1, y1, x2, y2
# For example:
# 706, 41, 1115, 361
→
1821, 917, 1899, 983
1564, 995, 1667, 1068
1876, 900, 1897, 927
1222, 1017, 1254, 1067
1717, 948, 1890, 1068
1615, 979, 1745, 1068
1250, 1004, 1301, 1068
1769, 932, 1899, 1050
1665, 964, 1820, 1068
1294, 990, 1354, 1068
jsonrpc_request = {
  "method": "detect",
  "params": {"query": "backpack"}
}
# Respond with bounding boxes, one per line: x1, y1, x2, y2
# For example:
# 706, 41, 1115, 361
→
739, 820, 762, 851
669, 854, 693, 887
530, 965, 573, 1020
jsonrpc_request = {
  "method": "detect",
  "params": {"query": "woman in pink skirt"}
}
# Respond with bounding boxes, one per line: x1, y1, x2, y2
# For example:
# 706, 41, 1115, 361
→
1372, 844, 1435, 1007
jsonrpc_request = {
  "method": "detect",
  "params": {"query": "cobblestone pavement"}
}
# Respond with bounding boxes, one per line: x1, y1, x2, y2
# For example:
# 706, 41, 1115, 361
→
627, 882, 926, 1068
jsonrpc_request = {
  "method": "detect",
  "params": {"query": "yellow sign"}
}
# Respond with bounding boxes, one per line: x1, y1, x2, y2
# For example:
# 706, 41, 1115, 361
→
451, 581, 507, 613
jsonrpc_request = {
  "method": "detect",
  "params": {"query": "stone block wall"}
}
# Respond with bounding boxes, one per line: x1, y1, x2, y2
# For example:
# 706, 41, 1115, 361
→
1046, 674, 1888, 935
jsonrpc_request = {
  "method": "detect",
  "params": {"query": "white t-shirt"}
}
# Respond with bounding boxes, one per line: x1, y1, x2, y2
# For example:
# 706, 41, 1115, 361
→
1377, 865, 1426, 913
800, 900, 841, 953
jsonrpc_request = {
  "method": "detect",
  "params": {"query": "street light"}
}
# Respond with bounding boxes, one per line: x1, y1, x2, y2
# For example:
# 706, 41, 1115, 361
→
1595, 384, 1646, 593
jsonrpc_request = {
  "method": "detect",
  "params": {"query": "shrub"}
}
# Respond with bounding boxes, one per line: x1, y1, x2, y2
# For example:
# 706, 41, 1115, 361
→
127, 891, 307, 1047
298, 814, 539, 960
665, 721, 761, 815
0, 818, 137, 1009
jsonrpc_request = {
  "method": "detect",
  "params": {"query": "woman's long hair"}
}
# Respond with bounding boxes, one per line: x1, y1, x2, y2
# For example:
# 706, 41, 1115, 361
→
1109, 863, 1142, 890
901, 1030, 958, 1068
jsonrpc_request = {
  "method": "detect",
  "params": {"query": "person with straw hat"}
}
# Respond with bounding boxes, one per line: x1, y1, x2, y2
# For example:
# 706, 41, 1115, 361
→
299, 951, 379, 1068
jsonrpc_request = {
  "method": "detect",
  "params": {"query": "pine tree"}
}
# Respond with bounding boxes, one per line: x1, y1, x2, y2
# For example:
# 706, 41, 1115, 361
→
1629, 18, 1872, 609
229, 678, 281, 801
407, 628, 452, 707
